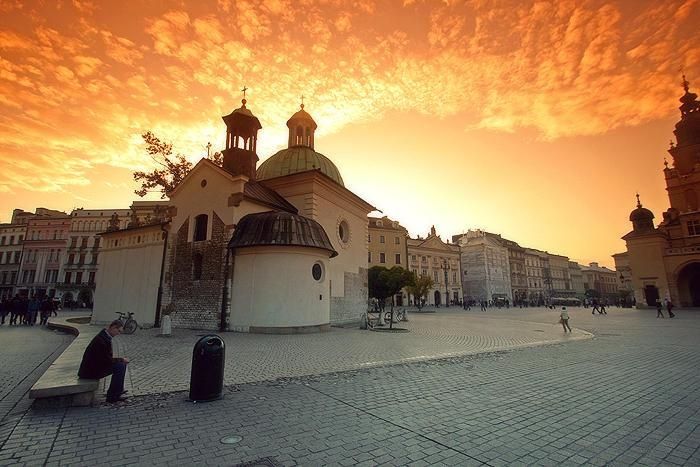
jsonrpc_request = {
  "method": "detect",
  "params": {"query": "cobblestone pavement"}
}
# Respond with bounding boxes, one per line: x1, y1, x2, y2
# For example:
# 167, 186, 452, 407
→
115, 308, 590, 396
0, 324, 72, 446
1, 307, 699, 466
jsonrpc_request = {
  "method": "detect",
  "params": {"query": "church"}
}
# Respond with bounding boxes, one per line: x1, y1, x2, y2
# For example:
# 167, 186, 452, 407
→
620, 77, 700, 308
92, 97, 375, 332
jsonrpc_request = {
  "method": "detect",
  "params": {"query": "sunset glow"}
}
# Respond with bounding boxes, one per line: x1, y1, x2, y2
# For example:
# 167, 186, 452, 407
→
1, 0, 699, 266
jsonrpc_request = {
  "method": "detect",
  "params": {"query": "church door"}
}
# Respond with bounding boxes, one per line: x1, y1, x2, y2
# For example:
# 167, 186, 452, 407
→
677, 262, 700, 307
434, 291, 441, 306
643, 285, 659, 307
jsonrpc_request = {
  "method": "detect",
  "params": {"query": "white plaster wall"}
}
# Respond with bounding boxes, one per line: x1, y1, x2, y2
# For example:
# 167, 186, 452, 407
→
92, 242, 163, 326
230, 247, 330, 329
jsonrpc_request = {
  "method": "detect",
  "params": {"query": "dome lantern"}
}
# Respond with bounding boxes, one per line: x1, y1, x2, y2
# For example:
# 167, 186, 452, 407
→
287, 97, 318, 149
629, 193, 655, 232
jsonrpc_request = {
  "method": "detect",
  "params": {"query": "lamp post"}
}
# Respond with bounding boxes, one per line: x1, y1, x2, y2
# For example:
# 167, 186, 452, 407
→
442, 259, 450, 307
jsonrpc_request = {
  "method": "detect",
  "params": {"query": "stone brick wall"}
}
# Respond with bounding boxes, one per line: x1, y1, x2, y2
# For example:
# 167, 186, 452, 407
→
168, 214, 227, 330
330, 267, 367, 325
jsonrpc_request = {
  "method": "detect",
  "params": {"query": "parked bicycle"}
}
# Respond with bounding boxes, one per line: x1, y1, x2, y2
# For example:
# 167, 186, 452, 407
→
363, 308, 406, 330
116, 311, 138, 334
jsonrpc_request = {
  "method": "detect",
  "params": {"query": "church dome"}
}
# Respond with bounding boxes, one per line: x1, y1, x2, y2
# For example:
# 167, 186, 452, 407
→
256, 146, 345, 186
629, 194, 655, 232
229, 211, 337, 257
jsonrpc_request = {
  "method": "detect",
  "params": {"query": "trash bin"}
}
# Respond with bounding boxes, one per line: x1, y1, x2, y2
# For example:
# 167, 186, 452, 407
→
189, 334, 225, 402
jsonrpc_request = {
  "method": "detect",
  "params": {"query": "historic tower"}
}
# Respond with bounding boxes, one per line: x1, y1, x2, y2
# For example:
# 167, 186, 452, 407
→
287, 101, 318, 149
221, 90, 262, 180
665, 76, 700, 212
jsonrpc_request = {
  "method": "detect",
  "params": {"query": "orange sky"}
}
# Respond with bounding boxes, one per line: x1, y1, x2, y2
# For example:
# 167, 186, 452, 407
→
1, 0, 699, 268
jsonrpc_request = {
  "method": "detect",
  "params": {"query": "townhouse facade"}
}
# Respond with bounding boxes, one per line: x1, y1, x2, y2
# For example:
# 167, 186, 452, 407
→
408, 226, 462, 306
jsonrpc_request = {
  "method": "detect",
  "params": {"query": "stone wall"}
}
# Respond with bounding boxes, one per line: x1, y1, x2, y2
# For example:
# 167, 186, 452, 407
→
330, 267, 367, 325
168, 214, 227, 330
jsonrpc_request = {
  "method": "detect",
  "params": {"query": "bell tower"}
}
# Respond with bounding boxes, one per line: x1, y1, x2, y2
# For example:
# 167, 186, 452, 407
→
287, 96, 318, 149
221, 87, 262, 180
665, 76, 700, 213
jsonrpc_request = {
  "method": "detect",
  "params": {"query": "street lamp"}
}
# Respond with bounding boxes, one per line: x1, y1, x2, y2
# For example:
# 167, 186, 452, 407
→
441, 259, 450, 307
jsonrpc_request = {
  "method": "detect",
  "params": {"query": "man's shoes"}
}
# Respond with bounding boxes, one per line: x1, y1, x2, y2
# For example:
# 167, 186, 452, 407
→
106, 395, 129, 403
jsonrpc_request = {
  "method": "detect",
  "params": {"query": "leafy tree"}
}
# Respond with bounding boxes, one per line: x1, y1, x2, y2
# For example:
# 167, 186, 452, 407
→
133, 131, 222, 198
406, 273, 434, 311
368, 266, 413, 311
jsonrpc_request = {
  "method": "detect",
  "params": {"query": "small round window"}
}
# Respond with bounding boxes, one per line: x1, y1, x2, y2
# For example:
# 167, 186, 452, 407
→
338, 220, 350, 243
312, 262, 323, 281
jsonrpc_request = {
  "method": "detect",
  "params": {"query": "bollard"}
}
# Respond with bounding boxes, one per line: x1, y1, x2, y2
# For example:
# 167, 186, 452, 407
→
189, 335, 225, 402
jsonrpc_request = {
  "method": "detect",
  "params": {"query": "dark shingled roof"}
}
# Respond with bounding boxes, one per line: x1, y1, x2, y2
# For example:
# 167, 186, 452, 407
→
229, 211, 337, 258
243, 181, 298, 213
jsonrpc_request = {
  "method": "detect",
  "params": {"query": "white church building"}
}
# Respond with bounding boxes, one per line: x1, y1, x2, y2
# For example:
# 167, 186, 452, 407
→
92, 98, 375, 332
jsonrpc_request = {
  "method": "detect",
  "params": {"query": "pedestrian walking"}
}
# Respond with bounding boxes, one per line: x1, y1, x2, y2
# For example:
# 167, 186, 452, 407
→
28, 297, 40, 326
656, 298, 664, 318
665, 299, 675, 318
0, 298, 8, 325
591, 299, 600, 315
39, 298, 52, 325
599, 303, 607, 315
560, 306, 572, 333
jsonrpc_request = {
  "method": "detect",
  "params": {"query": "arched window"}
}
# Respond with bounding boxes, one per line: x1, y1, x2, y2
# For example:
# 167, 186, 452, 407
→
193, 253, 203, 280
193, 214, 208, 242
296, 126, 303, 145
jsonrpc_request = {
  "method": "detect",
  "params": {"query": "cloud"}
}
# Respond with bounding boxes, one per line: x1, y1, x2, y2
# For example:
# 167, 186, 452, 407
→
0, 0, 697, 197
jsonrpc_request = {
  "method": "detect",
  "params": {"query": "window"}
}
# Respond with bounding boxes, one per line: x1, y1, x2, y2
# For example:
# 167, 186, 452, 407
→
380, 253, 386, 263
338, 220, 350, 243
13, 251, 20, 263
0, 236, 4, 245
88, 272, 96, 284
422, 268, 427, 276
368, 251, 371, 263
395, 253, 401, 264
193, 253, 203, 280
68, 254, 75, 264
394, 237, 400, 245
45, 270, 52, 283
453, 272, 457, 283
91, 253, 98, 265
70, 237, 77, 248
65, 272, 72, 284
688, 220, 700, 236
312, 262, 324, 281
0, 252, 4, 264
433, 270, 438, 281
368, 233, 371, 242
9, 271, 16, 283
93, 238, 100, 249
379, 235, 385, 244
75, 272, 82, 284
194, 214, 208, 242
1, 272, 6, 284
411, 255, 416, 260
9, 235, 14, 244
81, 237, 88, 248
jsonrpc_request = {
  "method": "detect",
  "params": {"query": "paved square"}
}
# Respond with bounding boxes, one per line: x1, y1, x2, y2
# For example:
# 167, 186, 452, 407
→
1, 307, 698, 466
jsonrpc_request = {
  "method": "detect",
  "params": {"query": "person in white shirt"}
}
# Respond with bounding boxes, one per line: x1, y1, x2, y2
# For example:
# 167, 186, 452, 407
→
560, 307, 572, 333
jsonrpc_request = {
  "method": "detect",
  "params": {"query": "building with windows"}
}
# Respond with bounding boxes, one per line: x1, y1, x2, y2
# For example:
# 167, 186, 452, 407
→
58, 208, 135, 307
16, 213, 70, 299
612, 251, 633, 305
408, 226, 462, 306
549, 253, 574, 299
454, 229, 510, 304
580, 262, 619, 303
0, 223, 26, 299
621, 77, 700, 307
568, 261, 585, 299
367, 216, 408, 269
93, 98, 375, 331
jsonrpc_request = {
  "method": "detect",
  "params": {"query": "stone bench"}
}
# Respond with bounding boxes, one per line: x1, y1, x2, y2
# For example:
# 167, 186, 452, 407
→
29, 317, 101, 408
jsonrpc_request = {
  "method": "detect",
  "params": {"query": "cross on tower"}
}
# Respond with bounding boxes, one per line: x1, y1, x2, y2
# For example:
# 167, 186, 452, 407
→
241, 86, 248, 99
300, 94, 305, 109
206, 142, 212, 158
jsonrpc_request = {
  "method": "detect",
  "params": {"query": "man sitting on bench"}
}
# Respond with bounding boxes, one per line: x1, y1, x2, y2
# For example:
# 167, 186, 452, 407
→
78, 320, 130, 403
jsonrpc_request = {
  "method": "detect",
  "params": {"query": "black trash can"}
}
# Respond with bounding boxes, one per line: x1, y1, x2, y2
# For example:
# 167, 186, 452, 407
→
189, 334, 225, 402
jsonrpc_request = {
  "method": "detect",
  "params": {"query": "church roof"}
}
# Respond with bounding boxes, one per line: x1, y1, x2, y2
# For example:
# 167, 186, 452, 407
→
243, 181, 298, 213
256, 146, 344, 186
229, 211, 338, 257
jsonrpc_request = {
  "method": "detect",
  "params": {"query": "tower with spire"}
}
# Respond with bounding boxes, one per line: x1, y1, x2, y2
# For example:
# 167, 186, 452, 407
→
220, 87, 262, 180
620, 75, 700, 308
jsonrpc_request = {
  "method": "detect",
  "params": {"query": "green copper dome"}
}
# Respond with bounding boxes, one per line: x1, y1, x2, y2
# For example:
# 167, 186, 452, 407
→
256, 146, 344, 186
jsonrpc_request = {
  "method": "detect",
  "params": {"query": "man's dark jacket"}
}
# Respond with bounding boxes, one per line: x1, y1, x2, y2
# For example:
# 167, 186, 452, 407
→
78, 329, 114, 379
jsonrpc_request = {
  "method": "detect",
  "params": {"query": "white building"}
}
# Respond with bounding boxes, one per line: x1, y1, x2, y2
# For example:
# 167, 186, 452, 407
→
455, 230, 512, 303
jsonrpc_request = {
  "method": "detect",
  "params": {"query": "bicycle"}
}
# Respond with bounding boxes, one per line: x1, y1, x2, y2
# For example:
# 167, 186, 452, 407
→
116, 311, 138, 334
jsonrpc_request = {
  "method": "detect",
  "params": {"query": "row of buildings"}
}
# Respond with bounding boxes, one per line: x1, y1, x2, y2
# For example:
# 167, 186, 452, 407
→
368, 217, 620, 307
0, 203, 165, 305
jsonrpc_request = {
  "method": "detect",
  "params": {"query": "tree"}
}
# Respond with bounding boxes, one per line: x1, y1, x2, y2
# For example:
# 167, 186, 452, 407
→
368, 266, 413, 311
406, 273, 434, 311
133, 131, 223, 198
